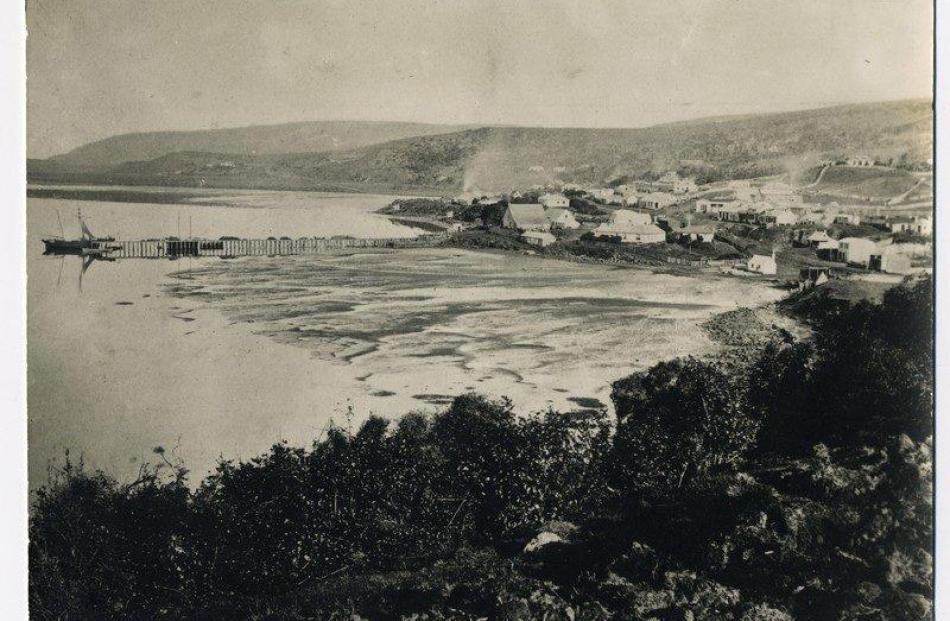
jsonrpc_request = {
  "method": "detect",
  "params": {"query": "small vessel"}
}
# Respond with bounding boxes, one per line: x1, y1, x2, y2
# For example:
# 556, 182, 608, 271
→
43, 209, 115, 256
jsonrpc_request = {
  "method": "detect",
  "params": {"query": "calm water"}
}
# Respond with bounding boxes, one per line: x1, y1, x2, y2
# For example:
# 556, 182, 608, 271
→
28, 187, 784, 489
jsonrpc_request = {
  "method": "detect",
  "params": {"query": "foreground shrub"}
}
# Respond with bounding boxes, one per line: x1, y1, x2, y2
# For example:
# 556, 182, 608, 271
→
611, 358, 759, 497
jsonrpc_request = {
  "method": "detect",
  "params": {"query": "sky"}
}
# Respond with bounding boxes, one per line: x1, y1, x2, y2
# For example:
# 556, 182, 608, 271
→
26, 0, 933, 158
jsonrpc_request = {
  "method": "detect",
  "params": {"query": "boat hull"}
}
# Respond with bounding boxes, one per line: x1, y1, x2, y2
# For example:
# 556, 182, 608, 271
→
42, 239, 89, 255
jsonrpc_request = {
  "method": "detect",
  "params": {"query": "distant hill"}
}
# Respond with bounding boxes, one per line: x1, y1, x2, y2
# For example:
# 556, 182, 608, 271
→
46, 121, 478, 171
29, 99, 932, 193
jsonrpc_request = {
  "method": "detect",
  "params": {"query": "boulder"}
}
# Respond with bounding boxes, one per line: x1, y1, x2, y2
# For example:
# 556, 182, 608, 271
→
523, 531, 564, 553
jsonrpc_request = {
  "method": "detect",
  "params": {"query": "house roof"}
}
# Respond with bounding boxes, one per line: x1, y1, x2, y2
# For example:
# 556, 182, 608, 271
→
595, 223, 664, 235
505, 203, 548, 228
807, 230, 831, 241
609, 210, 652, 226
623, 224, 665, 236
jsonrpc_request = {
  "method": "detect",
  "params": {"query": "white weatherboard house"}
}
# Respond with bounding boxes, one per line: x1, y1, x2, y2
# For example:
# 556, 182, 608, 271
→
696, 199, 739, 214
747, 251, 778, 275
838, 237, 878, 267
882, 217, 916, 234
677, 225, 716, 243
502, 203, 549, 231
916, 216, 933, 237
637, 192, 677, 210
760, 208, 798, 227
539, 193, 570, 209
834, 213, 862, 225
594, 210, 665, 243
546, 208, 580, 230
870, 245, 912, 274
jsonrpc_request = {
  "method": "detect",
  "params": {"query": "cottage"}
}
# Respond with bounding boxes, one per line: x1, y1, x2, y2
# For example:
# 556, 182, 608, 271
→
637, 192, 677, 210
546, 208, 580, 230
816, 239, 840, 261
539, 193, 570, 209
847, 156, 875, 167
502, 203, 549, 231
696, 199, 739, 214
914, 216, 933, 237
673, 178, 698, 194
806, 230, 832, 246
717, 202, 754, 222
676, 225, 716, 243
593, 210, 665, 243
607, 209, 653, 227
760, 208, 798, 227
837, 237, 878, 267
521, 231, 557, 247
869, 246, 912, 274
834, 213, 862, 226
611, 224, 666, 244
882, 216, 916, 234
798, 209, 826, 225
747, 251, 778, 275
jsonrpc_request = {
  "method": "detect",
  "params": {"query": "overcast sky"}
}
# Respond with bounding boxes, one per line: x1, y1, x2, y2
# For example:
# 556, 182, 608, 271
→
26, 0, 933, 158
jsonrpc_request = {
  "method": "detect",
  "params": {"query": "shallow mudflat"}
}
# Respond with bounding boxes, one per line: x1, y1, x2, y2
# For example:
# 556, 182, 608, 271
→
166, 248, 786, 416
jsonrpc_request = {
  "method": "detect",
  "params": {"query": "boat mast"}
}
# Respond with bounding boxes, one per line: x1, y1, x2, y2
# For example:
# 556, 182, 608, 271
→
78, 208, 95, 240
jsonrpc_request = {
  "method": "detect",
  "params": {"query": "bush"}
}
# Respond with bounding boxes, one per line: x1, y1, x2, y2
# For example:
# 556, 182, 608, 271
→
610, 358, 759, 497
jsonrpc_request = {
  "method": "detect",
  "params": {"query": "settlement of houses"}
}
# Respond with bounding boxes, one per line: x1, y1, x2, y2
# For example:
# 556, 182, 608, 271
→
393, 158, 932, 283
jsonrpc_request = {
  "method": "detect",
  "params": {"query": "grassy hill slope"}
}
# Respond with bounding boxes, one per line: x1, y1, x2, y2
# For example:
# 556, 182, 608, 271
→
46, 121, 478, 171
30, 99, 932, 193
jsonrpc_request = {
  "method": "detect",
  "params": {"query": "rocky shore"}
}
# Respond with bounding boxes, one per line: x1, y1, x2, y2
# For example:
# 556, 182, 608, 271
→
701, 303, 811, 367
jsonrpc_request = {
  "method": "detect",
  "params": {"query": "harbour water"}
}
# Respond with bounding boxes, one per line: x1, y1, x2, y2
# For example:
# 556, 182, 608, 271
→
28, 187, 785, 489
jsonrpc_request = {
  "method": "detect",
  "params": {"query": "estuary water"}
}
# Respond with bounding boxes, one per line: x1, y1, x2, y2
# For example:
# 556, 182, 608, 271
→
27, 187, 784, 488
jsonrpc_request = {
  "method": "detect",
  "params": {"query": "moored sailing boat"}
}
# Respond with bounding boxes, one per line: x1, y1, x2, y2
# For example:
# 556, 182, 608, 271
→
42, 209, 115, 255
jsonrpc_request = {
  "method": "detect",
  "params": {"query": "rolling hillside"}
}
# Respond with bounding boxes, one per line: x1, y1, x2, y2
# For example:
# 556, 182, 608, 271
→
29, 99, 933, 194
46, 121, 478, 171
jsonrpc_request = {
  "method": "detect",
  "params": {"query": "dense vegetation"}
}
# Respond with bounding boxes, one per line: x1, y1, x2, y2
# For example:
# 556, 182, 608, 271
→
30, 278, 933, 620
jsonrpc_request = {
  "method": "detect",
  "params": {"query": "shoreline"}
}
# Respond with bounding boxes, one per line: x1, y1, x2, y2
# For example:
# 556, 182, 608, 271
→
26, 176, 450, 198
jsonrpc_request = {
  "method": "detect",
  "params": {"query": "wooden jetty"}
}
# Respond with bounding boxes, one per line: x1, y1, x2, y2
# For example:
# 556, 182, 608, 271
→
93, 233, 447, 260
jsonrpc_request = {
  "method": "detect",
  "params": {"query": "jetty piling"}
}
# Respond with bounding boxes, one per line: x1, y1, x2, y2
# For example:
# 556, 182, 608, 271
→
82, 233, 447, 260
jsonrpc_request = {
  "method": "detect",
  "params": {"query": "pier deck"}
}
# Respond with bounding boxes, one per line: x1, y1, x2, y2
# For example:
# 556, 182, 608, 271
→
91, 234, 447, 260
